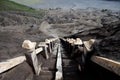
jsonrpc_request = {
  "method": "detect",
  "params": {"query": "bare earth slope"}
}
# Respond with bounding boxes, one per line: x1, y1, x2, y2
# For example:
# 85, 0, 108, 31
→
0, 10, 51, 62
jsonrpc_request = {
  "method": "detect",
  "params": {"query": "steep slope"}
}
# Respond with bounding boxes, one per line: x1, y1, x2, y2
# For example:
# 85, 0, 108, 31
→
0, 0, 45, 26
0, 0, 35, 12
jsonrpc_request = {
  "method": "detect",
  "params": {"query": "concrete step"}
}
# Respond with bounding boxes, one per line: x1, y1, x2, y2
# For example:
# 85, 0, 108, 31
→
33, 74, 54, 80
63, 66, 78, 72
62, 59, 77, 66
63, 71, 81, 80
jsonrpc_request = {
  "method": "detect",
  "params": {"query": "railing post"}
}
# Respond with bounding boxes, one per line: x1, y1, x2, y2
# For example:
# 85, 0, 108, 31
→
45, 39, 52, 54
38, 42, 49, 59
25, 50, 41, 75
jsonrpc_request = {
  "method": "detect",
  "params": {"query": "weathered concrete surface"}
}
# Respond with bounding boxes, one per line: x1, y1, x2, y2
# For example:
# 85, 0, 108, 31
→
0, 56, 26, 74
0, 62, 34, 80
55, 44, 63, 80
91, 56, 120, 76
22, 40, 36, 51
25, 52, 41, 75
83, 39, 96, 52
38, 42, 49, 59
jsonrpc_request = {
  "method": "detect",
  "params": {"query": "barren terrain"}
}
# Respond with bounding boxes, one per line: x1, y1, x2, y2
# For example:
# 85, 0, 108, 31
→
0, 8, 120, 80
0, 8, 120, 61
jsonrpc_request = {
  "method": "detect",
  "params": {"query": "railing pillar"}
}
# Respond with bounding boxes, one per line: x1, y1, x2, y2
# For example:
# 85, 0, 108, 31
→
25, 50, 41, 75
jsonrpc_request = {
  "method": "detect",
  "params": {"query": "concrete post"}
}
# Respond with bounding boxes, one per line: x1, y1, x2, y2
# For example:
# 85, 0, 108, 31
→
44, 46, 49, 59
38, 42, 49, 59
46, 43, 52, 54
25, 51, 41, 75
